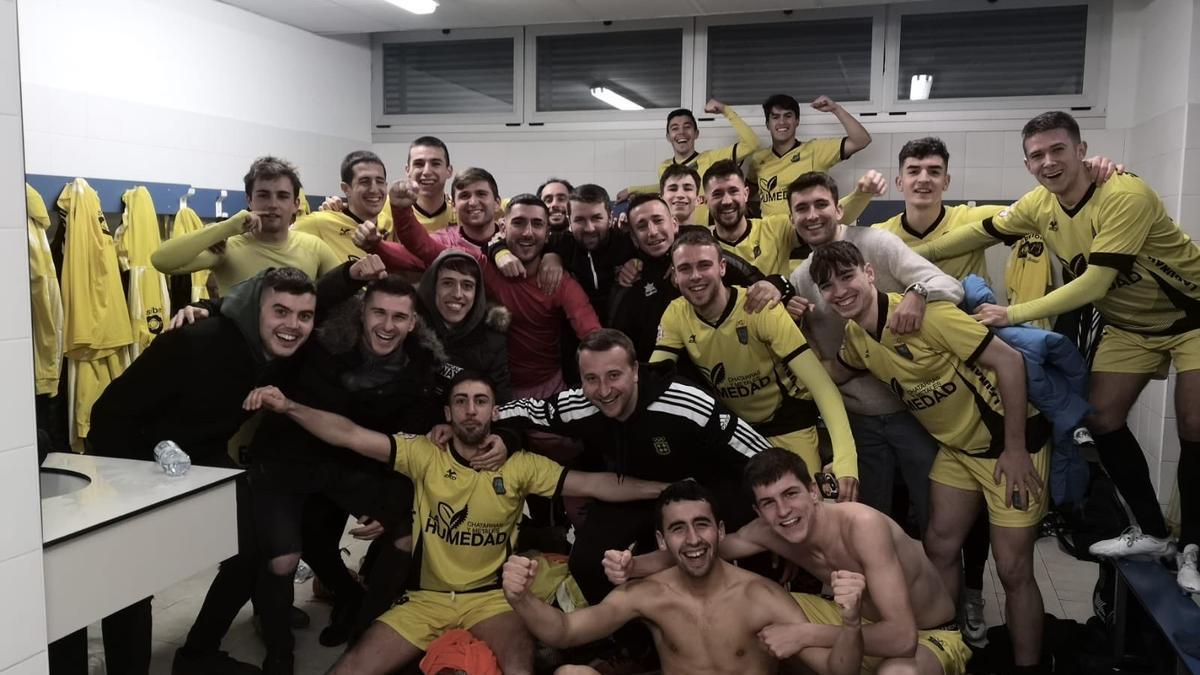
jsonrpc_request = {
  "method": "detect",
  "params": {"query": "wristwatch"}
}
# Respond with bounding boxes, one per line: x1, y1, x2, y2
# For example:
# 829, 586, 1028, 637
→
905, 282, 929, 299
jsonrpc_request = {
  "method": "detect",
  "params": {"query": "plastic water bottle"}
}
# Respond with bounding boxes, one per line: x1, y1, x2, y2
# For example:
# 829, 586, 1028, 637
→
153, 440, 192, 477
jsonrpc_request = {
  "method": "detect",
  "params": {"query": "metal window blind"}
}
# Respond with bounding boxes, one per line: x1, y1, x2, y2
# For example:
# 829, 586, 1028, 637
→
381, 39, 514, 115
707, 18, 873, 105
898, 5, 1088, 100
536, 29, 682, 112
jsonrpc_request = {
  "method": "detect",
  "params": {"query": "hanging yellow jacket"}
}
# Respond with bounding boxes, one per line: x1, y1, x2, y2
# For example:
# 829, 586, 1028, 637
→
1006, 234, 1054, 330
297, 188, 312, 217
117, 187, 170, 358
59, 178, 133, 447
170, 206, 211, 302
27, 184, 63, 397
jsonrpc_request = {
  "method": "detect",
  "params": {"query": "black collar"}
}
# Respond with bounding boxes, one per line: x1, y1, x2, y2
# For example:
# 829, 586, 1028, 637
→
344, 208, 366, 225
699, 286, 739, 329
870, 290, 889, 342
900, 205, 946, 240
448, 440, 476, 470
715, 219, 753, 247
673, 151, 700, 167
773, 139, 803, 159
1059, 182, 1097, 218
414, 200, 449, 219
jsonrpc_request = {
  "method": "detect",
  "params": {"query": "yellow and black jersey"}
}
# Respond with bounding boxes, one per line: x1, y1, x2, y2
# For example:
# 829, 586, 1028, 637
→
839, 293, 1047, 457
293, 210, 392, 264
986, 173, 1200, 335
716, 214, 795, 277
390, 435, 566, 593
749, 137, 846, 218
875, 204, 1006, 281
413, 198, 457, 233
651, 286, 817, 432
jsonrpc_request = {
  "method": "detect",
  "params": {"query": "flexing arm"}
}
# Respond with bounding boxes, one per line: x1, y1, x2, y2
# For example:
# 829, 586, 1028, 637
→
151, 211, 252, 273
504, 555, 640, 648
819, 96, 871, 157
756, 576, 864, 675
721, 104, 762, 159
243, 386, 392, 463
563, 472, 666, 501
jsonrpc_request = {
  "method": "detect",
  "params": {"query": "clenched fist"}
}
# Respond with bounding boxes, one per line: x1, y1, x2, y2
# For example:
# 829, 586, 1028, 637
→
502, 554, 539, 600
830, 570, 866, 627
349, 253, 387, 281
352, 221, 382, 251
603, 549, 634, 586
389, 179, 418, 210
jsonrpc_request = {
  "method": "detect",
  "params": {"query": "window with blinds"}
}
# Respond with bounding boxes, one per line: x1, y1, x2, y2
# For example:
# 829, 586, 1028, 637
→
381, 38, 515, 115
535, 29, 683, 112
706, 18, 874, 105
897, 5, 1088, 100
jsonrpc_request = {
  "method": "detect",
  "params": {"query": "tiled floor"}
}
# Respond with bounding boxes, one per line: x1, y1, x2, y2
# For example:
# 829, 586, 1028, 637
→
83, 528, 1101, 674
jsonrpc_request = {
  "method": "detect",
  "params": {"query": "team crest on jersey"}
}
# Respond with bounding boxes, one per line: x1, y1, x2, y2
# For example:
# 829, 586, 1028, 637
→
736, 324, 749, 345
895, 344, 913, 360
339, 227, 354, 236
753, 244, 762, 258
1048, 219, 1058, 232
760, 176, 779, 194
688, 334, 697, 344
652, 436, 672, 455
493, 477, 506, 495
443, 468, 458, 480
719, 414, 731, 430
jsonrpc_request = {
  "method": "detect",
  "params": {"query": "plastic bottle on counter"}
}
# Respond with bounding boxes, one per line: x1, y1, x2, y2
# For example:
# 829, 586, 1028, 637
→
153, 440, 192, 477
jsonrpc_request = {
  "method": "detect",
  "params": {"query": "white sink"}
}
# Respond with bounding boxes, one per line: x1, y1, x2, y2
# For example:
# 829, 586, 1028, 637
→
39, 468, 91, 499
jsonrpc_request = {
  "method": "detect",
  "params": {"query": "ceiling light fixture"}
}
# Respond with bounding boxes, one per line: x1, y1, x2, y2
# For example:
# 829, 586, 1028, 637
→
590, 86, 643, 111
910, 74, 933, 101
385, 0, 438, 15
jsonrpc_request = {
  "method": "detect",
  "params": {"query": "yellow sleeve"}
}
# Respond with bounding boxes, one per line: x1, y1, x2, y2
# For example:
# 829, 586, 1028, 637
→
809, 137, 847, 172
913, 196, 1038, 261
918, 302, 995, 366
314, 238, 341, 276
724, 107, 762, 161
763, 214, 800, 252
510, 452, 568, 498
1088, 182, 1158, 266
152, 211, 249, 274
757, 305, 857, 478
391, 434, 436, 478
1007, 265, 1117, 325
963, 204, 1007, 222
838, 189, 873, 225
650, 303, 686, 363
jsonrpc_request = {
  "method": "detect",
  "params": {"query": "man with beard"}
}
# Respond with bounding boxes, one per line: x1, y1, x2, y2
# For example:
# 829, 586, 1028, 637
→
608, 449, 969, 675
651, 229, 858, 499
538, 177, 574, 232
242, 373, 668, 675
504, 480, 866, 675
152, 157, 340, 294
85, 268, 317, 675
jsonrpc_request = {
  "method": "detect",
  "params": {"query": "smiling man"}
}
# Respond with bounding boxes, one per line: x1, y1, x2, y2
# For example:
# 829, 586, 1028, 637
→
152, 157, 341, 295
507, 480, 866, 675
537, 177, 574, 232
293, 151, 396, 263
407, 136, 458, 232
659, 164, 705, 226
608, 449, 967, 675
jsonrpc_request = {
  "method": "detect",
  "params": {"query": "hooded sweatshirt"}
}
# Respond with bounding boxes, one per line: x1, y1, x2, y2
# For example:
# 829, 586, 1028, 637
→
88, 270, 298, 466
417, 250, 512, 402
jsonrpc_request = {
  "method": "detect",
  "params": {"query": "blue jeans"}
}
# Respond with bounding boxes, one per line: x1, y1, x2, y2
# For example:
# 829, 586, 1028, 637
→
849, 410, 938, 535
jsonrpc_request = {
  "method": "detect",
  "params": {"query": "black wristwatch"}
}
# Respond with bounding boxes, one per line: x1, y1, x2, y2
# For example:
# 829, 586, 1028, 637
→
905, 282, 929, 300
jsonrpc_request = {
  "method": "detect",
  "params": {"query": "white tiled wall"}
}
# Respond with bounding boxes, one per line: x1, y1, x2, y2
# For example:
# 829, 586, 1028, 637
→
0, 0, 48, 671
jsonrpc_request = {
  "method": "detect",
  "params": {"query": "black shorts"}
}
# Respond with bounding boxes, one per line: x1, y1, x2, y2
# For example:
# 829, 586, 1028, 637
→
250, 458, 414, 559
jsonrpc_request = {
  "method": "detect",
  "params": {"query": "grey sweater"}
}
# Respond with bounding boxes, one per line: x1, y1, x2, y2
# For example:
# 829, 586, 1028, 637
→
790, 225, 964, 415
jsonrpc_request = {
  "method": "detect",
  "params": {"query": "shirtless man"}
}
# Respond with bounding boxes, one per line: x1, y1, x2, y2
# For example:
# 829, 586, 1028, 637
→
503, 480, 864, 675
609, 449, 971, 675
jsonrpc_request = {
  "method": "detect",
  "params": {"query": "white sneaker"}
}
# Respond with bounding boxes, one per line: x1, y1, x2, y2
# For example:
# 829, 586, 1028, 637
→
1178, 544, 1200, 594
1088, 526, 1176, 560
960, 588, 987, 645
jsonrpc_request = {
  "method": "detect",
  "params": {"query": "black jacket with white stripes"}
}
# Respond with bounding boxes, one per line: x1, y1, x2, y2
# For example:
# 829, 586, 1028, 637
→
495, 367, 771, 485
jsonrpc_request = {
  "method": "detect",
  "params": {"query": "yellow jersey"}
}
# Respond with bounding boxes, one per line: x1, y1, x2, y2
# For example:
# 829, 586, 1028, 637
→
875, 204, 1006, 281
839, 293, 1048, 456
391, 435, 565, 593
293, 210, 392, 264
27, 184, 63, 397
749, 137, 846, 218
716, 214, 795, 277
986, 173, 1200, 335
413, 199, 457, 233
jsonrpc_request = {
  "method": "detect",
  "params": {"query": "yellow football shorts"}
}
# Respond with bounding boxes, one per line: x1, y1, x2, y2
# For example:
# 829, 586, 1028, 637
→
376, 589, 512, 650
791, 593, 970, 675
769, 426, 821, 479
929, 442, 1051, 528
1092, 325, 1200, 376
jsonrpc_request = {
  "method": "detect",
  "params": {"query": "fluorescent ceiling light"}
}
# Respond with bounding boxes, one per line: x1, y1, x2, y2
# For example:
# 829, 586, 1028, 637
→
590, 86, 643, 111
385, 0, 438, 15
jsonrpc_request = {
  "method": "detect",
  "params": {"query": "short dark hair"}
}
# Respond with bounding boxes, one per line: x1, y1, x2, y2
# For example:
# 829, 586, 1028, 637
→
659, 164, 701, 192
262, 267, 315, 296
897, 137, 949, 170
363, 275, 417, 306
744, 447, 814, 492
436, 255, 481, 284
243, 156, 301, 198
409, 136, 450, 165
537, 178, 574, 199
445, 370, 495, 404
569, 184, 611, 214
702, 159, 745, 190
577, 328, 636, 367
627, 193, 670, 218
340, 150, 386, 184
451, 168, 499, 201
666, 108, 698, 132
655, 480, 717, 532
786, 171, 840, 206
762, 94, 800, 123
506, 193, 550, 219
808, 240, 867, 287
1021, 111, 1082, 154
669, 227, 722, 261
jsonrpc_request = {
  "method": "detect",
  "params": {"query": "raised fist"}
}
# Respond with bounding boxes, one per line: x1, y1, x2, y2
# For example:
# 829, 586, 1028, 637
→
349, 253, 387, 281
352, 221, 382, 251
502, 555, 539, 600
603, 549, 634, 586
389, 179, 418, 210
831, 570, 866, 626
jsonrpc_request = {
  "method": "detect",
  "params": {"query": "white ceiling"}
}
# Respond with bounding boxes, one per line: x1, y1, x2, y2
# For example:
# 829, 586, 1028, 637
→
220, 0, 906, 35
